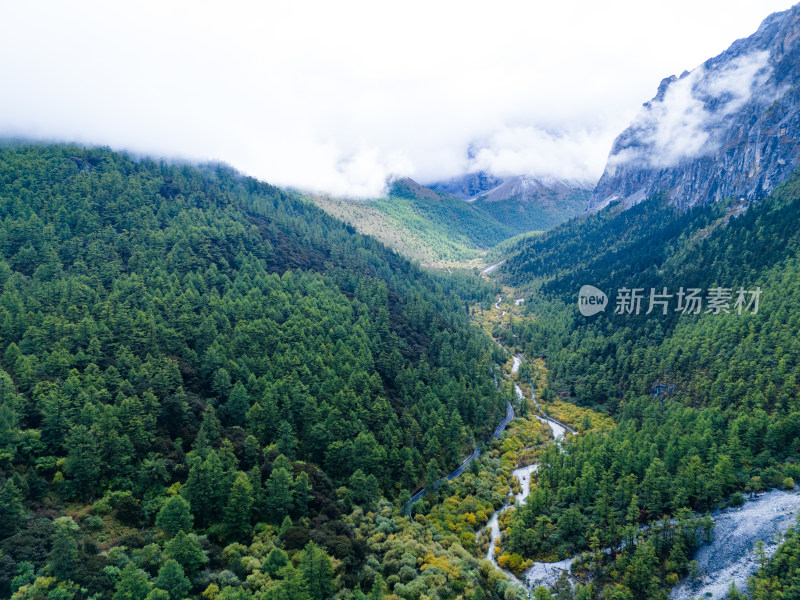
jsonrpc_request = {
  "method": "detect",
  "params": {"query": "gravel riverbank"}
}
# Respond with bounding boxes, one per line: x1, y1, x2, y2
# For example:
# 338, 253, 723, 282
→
670, 488, 800, 599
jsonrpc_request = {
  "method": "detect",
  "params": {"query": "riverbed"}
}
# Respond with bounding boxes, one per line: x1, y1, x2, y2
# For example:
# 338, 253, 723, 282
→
482, 461, 575, 589
670, 488, 800, 599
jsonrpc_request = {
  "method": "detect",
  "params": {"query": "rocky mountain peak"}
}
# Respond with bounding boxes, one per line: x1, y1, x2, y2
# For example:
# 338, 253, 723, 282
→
590, 3, 800, 211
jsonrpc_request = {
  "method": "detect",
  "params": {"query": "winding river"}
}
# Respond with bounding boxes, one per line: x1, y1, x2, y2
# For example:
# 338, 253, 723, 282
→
480, 355, 575, 589
406, 349, 800, 594
490, 355, 800, 594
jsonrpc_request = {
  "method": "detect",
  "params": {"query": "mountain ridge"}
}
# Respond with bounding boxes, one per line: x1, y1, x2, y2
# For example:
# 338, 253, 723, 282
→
589, 3, 800, 211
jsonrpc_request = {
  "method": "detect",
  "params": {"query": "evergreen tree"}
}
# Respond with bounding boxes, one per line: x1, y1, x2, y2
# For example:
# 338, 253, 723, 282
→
49, 517, 79, 581
183, 450, 225, 526
156, 559, 191, 600
370, 575, 384, 600
156, 496, 193, 538
265, 467, 294, 524
293, 471, 313, 516
261, 565, 309, 600
223, 382, 249, 427
349, 470, 379, 508
223, 472, 254, 541
164, 531, 207, 576
263, 548, 288, 577
65, 424, 100, 499
425, 458, 440, 487
277, 421, 298, 460
114, 563, 153, 600
298, 542, 334, 600
0, 479, 24, 539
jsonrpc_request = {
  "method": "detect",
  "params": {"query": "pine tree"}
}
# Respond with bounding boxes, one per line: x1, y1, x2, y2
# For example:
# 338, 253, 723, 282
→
156, 495, 193, 537
223, 472, 253, 541
65, 424, 100, 499
277, 421, 298, 460
298, 541, 334, 600
164, 531, 207, 575
265, 467, 294, 524
49, 517, 79, 581
224, 382, 250, 427
0, 479, 24, 538
261, 564, 309, 600
263, 548, 289, 577
370, 575, 384, 600
425, 458, 440, 487
113, 563, 153, 600
242, 435, 261, 470
183, 450, 225, 526
349, 470, 379, 508
293, 471, 313, 516
156, 559, 191, 600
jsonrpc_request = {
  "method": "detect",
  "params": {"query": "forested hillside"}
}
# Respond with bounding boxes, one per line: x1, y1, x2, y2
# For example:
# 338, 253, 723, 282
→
486, 171, 800, 598
311, 178, 515, 266
0, 143, 509, 599
470, 184, 589, 236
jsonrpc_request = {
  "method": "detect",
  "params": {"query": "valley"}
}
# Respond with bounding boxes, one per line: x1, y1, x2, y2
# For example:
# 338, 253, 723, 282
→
4, 4, 800, 600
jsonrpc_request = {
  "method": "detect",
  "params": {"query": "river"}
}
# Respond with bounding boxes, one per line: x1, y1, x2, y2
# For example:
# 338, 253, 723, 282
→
481, 460, 576, 589
511, 354, 573, 441
482, 354, 800, 594
479, 355, 575, 590
483, 457, 800, 594
482, 260, 506, 275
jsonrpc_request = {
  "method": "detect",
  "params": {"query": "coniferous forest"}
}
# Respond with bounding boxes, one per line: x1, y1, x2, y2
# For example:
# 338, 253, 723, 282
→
3, 140, 800, 600
0, 143, 515, 600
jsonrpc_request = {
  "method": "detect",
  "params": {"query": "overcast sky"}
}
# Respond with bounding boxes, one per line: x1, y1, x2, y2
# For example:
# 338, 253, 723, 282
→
0, 1, 796, 196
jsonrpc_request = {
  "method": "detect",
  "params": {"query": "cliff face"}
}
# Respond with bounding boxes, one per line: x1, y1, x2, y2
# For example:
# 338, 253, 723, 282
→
590, 4, 800, 211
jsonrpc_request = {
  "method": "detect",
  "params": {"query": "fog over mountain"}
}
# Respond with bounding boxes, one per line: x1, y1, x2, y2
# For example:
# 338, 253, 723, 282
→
0, 1, 794, 196
591, 3, 800, 210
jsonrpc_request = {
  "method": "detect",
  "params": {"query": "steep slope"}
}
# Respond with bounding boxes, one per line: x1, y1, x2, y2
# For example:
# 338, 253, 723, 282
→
492, 166, 800, 598
428, 171, 504, 199
0, 143, 508, 598
590, 3, 800, 211
311, 177, 515, 266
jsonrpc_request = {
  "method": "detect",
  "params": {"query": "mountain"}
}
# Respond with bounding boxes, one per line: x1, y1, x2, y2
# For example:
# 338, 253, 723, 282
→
469, 175, 591, 234
0, 143, 510, 598
494, 152, 800, 600
311, 176, 515, 266
484, 7, 800, 595
428, 171, 504, 199
590, 3, 800, 211
430, 172, 591, 235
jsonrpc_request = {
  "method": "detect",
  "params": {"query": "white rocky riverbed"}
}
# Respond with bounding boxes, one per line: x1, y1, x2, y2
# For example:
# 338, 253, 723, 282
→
482, 357, 574, 589
670, 488, 800, 599
486, 467, 800, 595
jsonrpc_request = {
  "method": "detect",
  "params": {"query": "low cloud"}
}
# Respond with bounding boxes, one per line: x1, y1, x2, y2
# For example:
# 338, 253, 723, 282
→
464, 126, 616, 184
611, 51, 772, 169
0, 2, 793, 197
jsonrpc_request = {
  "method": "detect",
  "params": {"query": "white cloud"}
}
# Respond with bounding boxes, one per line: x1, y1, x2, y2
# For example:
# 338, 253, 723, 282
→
0, 1, 794, 196
464, 125, 618, 183
612, 50, 772, 169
